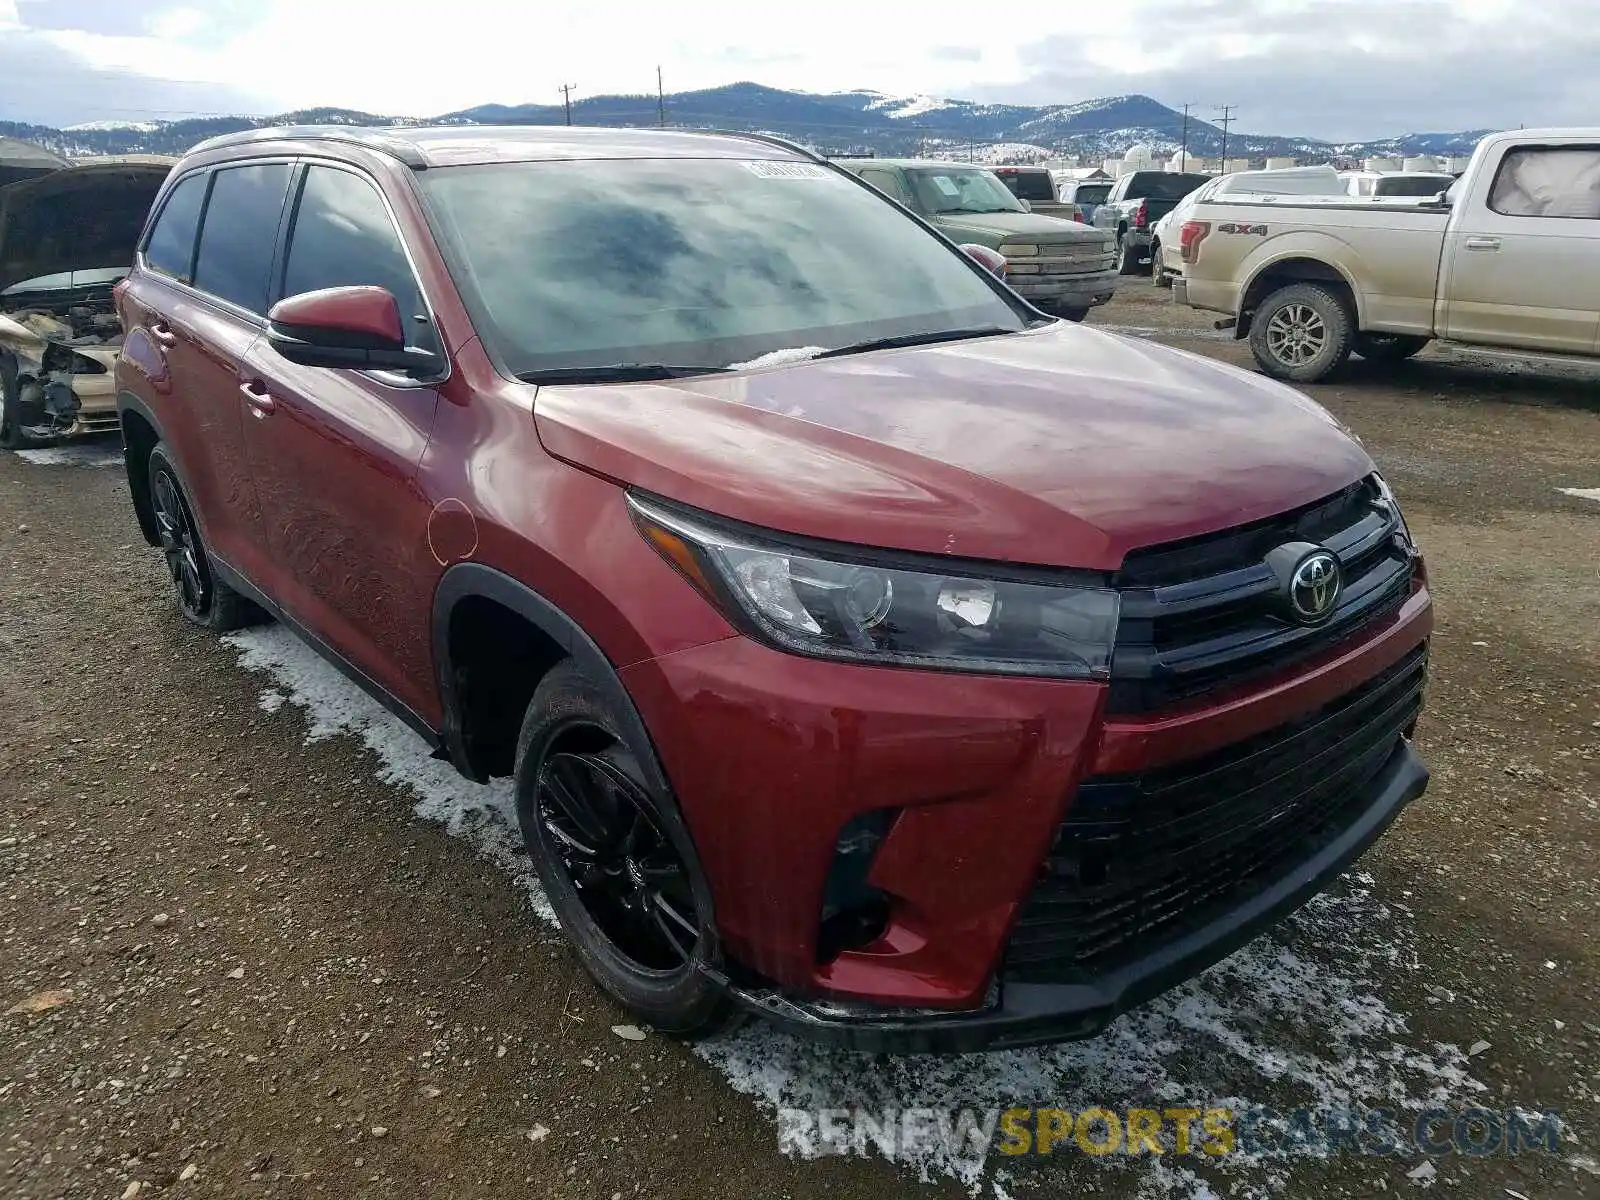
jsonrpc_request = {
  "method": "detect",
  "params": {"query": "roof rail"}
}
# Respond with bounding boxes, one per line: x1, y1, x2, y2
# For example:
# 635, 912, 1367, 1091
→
705, 129, 827, 165
185, 125, 430, 169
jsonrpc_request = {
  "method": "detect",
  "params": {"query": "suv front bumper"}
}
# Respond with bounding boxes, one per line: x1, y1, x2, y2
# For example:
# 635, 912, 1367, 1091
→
1008, 265, 1119, 311
720, 740, 1427, 1053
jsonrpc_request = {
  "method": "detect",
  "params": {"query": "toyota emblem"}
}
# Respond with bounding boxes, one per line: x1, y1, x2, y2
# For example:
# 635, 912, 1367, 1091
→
1289, 550, 1342, 622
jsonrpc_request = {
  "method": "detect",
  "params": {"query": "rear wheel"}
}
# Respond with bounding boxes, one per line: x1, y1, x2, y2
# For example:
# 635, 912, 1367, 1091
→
1248, 283, 1355, 383
515, 661, 732, 1036
1354, 333, 1429, 363
147, 443, 261, 631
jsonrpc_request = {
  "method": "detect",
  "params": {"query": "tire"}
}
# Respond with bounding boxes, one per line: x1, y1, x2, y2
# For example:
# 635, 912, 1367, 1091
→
1248, 283, 1355, 383
0, 355, 39, 450
1354, 333, 1429, 364
146, 442, 261, 631
1151, 241, 1172, 288
1056, 305, 1091, 322
514, 660, 733, 1037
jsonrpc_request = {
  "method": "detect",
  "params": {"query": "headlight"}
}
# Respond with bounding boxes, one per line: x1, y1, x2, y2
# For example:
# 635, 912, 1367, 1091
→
1372, 473, 1415, 548
630, 495, 1119, 679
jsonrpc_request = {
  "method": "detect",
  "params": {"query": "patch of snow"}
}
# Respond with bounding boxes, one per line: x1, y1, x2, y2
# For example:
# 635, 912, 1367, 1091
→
64, 119, 162, 133
729, 346, 827, 371
883, 95, 955, 120
222, 626, 552, 923
223, 624, 1489, 1200
1557, 486, 1600, 502
11, 443, 123, 468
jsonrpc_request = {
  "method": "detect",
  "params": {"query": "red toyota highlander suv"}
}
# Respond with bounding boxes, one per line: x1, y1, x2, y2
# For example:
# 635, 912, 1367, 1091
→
114, 126, 1431, 1053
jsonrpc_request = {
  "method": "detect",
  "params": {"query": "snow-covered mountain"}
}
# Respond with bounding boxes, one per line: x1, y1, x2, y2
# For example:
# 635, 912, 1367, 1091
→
3, 85, 1491, 163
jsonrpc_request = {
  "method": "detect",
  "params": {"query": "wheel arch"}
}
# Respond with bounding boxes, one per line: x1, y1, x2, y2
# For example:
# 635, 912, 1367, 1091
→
1238, 248, 1364, 338
116, 390, 166, 546
430, 562, 671, 799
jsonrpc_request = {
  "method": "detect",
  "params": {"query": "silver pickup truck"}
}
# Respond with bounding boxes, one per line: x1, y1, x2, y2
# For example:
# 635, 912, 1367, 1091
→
1176, 128, 1600, 381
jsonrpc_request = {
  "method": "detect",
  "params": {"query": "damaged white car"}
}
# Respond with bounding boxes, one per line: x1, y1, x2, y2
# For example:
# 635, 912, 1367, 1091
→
0, 157, 172, 448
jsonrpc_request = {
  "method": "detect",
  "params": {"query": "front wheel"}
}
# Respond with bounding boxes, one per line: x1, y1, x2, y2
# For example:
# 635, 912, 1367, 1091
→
1248, 283, 1355, 383
1056, 305, 1091, 322
1151, 241, 1172, 288
515, 660, 733, 1037
1354, 333, 1429, 364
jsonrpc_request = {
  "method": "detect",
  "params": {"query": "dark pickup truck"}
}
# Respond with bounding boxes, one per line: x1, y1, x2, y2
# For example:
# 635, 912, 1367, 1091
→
1092, 170, 1210, 274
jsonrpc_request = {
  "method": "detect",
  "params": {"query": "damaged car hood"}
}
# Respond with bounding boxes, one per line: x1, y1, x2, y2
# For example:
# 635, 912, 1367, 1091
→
0, 160, 172, 294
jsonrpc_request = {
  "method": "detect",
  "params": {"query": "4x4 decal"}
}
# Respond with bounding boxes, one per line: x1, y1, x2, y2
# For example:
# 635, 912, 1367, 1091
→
1218, 222, 1269, 236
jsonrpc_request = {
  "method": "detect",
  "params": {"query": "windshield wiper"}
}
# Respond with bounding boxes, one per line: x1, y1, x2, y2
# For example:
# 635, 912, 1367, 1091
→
944, 207, 1016, 215
515, 363, 731, 384
815, 326, 1016, 360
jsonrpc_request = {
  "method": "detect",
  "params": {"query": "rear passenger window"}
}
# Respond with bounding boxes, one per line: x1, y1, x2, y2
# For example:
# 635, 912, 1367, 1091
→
281, 165, 436, 353
143, 173, 208, 281
192, 163, 292, 314
1489, 147, 1600, 218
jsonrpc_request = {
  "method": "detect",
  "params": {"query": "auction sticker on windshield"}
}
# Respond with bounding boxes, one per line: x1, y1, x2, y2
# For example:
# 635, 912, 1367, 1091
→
743, 161, 829, 179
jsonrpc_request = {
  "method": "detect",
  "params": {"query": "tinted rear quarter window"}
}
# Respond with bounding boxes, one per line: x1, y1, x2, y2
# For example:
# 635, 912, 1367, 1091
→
143, 172, 208, 281
192, 163, 292, 314
1126, 172, 1210, 200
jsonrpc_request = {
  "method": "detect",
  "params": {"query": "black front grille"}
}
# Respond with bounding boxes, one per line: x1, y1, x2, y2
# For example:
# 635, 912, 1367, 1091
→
1005, 644, 1427, 983
1108, 476, 1418, 713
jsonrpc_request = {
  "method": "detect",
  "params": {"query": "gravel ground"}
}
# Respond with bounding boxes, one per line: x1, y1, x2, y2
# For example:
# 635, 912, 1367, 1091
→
3, 279, 1597, 1199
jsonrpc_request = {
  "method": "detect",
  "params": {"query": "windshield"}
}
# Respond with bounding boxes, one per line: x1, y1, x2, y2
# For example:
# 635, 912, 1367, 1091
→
1124, 172, 1211, 200
1373, 174, 1454, 197
420, 158, 1027, 377
903, 167, 1024, 216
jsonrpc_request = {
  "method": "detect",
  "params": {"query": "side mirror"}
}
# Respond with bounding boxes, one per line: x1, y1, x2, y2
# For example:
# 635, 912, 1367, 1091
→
266, 285, 439, 374
959, 243, 1007, 279
1018, 198, 1032, 212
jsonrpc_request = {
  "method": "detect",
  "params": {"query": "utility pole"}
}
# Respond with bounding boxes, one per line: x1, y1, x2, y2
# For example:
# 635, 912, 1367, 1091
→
559, 83, 577, 126
656, 67, 666, 127
1179, 103, 1193, 172
1216, 104, 1236, 170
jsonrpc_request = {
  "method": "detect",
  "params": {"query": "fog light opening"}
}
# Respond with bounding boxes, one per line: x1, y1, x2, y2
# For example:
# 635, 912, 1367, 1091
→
816, 808, 895, 963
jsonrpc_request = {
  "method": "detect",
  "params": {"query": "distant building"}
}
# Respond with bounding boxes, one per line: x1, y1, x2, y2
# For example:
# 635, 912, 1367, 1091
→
1264, 156, 1298, 171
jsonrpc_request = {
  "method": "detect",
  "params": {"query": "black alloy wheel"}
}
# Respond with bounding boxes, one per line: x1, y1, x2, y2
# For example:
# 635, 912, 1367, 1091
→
535, 742, 702, 972
152, 465, 212, 622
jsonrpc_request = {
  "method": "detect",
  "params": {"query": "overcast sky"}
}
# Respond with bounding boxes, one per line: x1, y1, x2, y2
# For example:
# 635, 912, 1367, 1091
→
1, 0, 1594, 139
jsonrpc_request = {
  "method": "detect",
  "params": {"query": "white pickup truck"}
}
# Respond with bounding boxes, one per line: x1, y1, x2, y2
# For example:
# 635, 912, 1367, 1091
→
1176, 128, 1600, 381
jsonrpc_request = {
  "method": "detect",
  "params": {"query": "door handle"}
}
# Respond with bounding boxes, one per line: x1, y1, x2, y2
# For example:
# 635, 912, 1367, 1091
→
150, 321, 177, 346
1464, 236, 1501, 251
239, 380, 276, 417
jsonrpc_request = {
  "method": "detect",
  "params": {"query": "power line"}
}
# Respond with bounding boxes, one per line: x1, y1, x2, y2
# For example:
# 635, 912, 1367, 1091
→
558, 83, 577, 126
1216, 104, 1237, 167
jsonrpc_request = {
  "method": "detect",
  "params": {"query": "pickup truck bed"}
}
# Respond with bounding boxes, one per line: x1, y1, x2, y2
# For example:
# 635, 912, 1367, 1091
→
1177, 129, 1600, 381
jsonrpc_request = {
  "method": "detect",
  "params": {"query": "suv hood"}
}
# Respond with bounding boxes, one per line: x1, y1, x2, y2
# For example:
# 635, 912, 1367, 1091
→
934, 211, 1107, 245
533, 324, 1373, 571
0, 160, 172, 294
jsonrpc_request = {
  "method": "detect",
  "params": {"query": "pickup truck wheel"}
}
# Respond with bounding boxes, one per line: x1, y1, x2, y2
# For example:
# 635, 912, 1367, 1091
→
1354, 333, 1429, 364
147, 443, 262, 631
1151, 241, 1172, 287
1250, 283, 1354, 383
515, 661, 735, 1038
